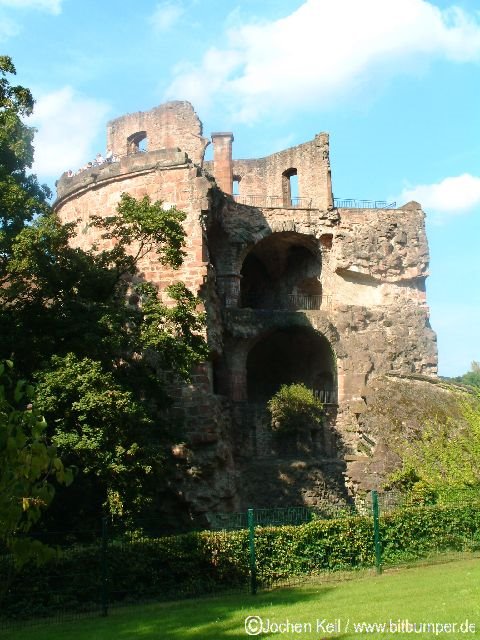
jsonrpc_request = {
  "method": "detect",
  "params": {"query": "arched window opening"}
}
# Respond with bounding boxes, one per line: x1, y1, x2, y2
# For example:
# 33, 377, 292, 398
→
233, 175, 241, 196
211, 355, 228, 395
282, 168, 298, 207
240, 232, 322, 311
240, 253, 273, 309
246, 327, 336, 404
127, 131, 148, 155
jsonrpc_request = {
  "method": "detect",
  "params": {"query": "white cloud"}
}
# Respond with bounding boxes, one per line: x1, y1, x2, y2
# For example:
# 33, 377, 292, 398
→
167, 49, 242, 112
0, 0, 62, 41
28, 87, 110, 178
400, 174, 480, 217
165, 0, 480, 121
149, 1, 184, 33
0, 0, 62, 13
0, 12, 20, 39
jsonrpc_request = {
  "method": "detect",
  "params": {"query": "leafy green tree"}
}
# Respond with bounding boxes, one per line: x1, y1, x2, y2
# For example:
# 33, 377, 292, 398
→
389, 394, 480, 494
453, 361, 480, 388
1, 193, 206, 380
1, 196, 208, 526
0, 360, 72, 558
34, 354, 162, 520
0, 56, 50, 269
0, 58, 208, 529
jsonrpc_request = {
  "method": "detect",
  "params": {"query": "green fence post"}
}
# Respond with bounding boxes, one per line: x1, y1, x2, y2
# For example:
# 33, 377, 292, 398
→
101, 516, 109, 616
372, 491, 382, 574
248, 508, 257, 595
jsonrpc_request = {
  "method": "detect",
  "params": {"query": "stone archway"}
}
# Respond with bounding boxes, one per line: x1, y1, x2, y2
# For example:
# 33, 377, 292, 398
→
246, 326, 336, 403
282, 167, 298, 206
127, 130, 147, 154
243, 326, 337, 459
240, 232, 322, 310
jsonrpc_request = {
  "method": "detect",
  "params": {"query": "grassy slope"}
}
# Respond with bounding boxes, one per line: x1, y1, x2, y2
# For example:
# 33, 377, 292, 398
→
3, 558, 480, 639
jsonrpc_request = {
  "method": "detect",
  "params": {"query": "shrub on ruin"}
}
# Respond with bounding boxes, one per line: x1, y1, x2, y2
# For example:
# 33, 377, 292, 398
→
267, 383, 324, 434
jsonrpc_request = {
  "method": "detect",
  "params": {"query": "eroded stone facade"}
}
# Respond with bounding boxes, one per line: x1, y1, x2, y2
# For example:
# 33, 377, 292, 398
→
54, 101, 437, 516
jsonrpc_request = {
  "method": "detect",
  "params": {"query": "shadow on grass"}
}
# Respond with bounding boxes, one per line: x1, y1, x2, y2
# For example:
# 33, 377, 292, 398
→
4, 556, 479, 640
119, 586, 336, 640
1, 584, 336, 640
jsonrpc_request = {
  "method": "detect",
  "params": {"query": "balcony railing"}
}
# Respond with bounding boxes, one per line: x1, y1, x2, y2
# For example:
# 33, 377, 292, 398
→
233, 195, 313, 209
232, 195, 396, 210
288, 293, 329, 310
313, 389, 337, 404
241, 294, 331, 311
334, 198, 397, 209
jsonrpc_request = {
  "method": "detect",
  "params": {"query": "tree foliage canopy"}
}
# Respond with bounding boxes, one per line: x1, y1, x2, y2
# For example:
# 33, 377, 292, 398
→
387, 392, 480, 497
0, 56, 51, 265
0, 360, 73, 557
452, 361, 480, 389
0, 57, 208, 529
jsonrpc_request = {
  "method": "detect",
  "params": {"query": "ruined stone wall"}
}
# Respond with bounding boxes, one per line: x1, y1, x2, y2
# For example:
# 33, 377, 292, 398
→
236, 459, 349, 510
208, 195, 437, 438
54, 100, 438, 515
335, 204, 429, 282
205, 133, 332, 209
106, 101, 209, 166
170, 371, 239, 515
213, 200, 429, 297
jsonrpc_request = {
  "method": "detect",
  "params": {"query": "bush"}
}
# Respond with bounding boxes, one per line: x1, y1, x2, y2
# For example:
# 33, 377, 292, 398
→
1, 500, 480, 620
267, 384, 323, 434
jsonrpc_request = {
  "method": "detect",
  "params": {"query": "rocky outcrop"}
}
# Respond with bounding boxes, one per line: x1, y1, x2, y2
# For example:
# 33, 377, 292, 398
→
346, 375, 473, 493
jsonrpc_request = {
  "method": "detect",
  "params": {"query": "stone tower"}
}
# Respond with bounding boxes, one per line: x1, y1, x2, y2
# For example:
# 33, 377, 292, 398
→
54, 101, 437, 515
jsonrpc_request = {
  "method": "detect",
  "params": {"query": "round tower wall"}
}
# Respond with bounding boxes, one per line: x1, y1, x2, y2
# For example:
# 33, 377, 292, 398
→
54, 154, 213, 295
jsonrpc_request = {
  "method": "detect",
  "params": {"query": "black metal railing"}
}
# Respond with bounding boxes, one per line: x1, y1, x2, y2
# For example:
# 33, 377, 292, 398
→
334, 198, 397, 209
288, 293, 329, 310
313, 388, 337, 404
232, 195, 396, 210
233, 195, 313, 209
241, 294, 331, 311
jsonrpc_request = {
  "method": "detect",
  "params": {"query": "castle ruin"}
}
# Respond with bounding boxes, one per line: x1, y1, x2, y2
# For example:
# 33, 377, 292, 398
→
54, 101, 437, 515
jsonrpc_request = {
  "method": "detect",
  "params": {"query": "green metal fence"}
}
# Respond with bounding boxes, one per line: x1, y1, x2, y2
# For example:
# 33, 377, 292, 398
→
1, 491, 479, 628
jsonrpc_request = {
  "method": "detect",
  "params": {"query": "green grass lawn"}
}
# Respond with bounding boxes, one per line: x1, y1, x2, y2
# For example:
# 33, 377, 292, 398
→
2, 557, 480, 639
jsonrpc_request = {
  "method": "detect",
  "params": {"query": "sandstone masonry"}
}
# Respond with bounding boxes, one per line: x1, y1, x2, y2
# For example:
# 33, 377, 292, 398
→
54, 101, 438, 516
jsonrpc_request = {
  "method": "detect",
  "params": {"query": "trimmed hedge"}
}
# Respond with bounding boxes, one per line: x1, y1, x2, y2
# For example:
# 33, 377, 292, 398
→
381, 503, 480, 563
1, 502, 479, 621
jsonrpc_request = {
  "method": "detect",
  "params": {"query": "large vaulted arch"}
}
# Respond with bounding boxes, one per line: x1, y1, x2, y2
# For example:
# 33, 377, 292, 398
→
246, 327, 336, 403
240, 232, 322, 310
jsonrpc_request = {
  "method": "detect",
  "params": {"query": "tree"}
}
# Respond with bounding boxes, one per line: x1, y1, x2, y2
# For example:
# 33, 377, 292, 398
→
388, 393, 480, 495
453, 361, 480, 389
0, 58, 208, 529
1, 195, 208, 527
34, 354, 161, 520
0, 56, 50, 271
1, 193, 206, 381
0, 361, 72, 558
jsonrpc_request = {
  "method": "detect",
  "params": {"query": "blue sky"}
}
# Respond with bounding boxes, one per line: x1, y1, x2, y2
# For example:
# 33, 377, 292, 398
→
2, 0, 479, 376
